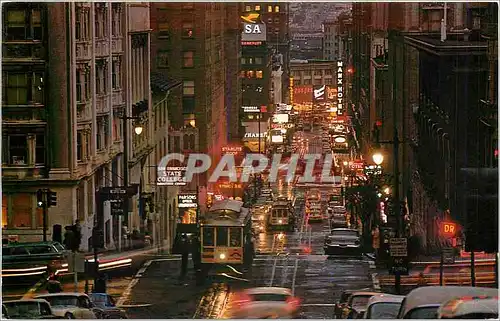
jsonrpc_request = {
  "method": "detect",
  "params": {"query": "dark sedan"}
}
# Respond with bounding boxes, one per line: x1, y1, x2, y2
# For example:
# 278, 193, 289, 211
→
324, 228, 362, 256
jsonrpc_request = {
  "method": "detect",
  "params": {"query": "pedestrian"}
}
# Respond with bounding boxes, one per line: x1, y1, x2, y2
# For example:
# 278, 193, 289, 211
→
180, 234, 189, 279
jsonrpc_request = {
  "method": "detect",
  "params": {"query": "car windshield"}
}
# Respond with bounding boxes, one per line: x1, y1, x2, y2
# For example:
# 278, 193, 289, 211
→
331, 230, 358, 238
405, 306, 438, 319
250, 293, 290, 302
367, 302, 401, 319
4, 302, 51, 318
351, 295, 371, 307
40, 296, 78, 307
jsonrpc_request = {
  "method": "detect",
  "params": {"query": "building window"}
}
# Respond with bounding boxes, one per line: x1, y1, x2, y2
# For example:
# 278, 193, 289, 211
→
97, 117, 104, 151
241, 57, 246, 65
246, 71, 255, 78
157, 51, 169, 68
95, 9, 102, 39
314, 78, 322, 85
112, 58, 121, 89
5, 7, 43, 41
245, 5, 251, 12
255, 5, 261, 11
268, 5, 273, 12
256, 70, 263, 79
255, 57, 263, 65
183, 51, 194, 68
113, 114, 121, 141
75, 6, 90, 41
84, 70, 90, 100
96, 61, 107, 95
182, 22, 194, 38
157, 21, 169, 38
2, 195, 8, 228
325, 78, 332, 85
4, 135, 28, 165
35, 134, 45, 164
183, 80, 195, 96
274, 5, 280, 12
303, 79, 311, 85
274, 18, 280, 24
4, 73, 28, 105
314, 70, 322, 76
77, 130, 83, 161
239, 71, 246, 78
111, 3, 122, 36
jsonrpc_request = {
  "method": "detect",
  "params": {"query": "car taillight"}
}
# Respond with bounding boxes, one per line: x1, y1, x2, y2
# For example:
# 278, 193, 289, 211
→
234, 293, 252, 306
287, 296, 301, 308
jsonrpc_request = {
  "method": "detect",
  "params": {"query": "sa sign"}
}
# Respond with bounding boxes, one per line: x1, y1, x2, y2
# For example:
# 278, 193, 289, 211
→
441, 222, 456, 237
244, 24, 262, 34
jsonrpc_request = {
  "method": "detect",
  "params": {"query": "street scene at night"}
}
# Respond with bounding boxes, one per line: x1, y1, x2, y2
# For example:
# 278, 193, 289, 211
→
1, 1, 498, 319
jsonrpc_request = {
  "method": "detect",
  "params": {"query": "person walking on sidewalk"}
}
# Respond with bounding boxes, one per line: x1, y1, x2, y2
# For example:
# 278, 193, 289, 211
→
179, 234, 189, 279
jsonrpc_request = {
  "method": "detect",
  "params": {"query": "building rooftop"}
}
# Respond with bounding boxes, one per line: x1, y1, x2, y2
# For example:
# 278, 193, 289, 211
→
405, 32, 488, 56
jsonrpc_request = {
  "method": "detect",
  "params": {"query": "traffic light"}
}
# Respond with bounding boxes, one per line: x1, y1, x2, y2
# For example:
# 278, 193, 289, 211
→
48, 190, 57, 207
37, 189, 45, 208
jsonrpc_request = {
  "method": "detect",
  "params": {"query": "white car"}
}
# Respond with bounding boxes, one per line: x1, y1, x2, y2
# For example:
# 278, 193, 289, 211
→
35, 293, 97, 319
230, 287, 301, 319
364, 294, 404, 319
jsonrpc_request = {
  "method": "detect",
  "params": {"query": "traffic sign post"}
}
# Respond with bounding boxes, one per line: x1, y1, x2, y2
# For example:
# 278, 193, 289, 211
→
440, 247, 455, 286
389, 238, 409, 276
67, 252, 85, 292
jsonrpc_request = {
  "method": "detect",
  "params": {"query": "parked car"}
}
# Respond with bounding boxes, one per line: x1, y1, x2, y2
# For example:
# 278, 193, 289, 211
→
334, 289, 372, 319
363, 294, 404, 319
229, 287, 301, 319
397, 286, 499, 319
3, 304, 8, 319
89, 293, 127, 319
35, 293, 97, 319
437, 296, 498, 319
2, 299, 62, 319
341, 291, 380, 319
2, 242, 69, 274
324, 228, 362, 256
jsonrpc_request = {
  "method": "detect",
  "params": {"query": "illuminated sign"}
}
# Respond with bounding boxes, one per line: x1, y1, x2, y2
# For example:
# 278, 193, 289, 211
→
293, 85, 313, 103
241, 41, 263, 46
242, 105, 265, 113
273, 114, 289, 123
222, 146, 243, 155
289, 77, 294, 105
244, 132, 267, 138
337, 61, 344, 115
334, 136, 346, 143
178, 193, 198, 208
326, 86, 337, 101
349, 161, 364, 170
218, 183, 243, 189
271, 123, 293, 129
271, 135, 284, 143
313, 85, 326, 101
441, 222, 457, 237
157, 167, 187, 186
241, 12, 267, 42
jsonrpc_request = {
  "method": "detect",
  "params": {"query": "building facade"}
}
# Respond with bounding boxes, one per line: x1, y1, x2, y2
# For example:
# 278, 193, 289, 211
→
2, 2, 153, 251
289, 60, 336, 87
322, 21, 339, 61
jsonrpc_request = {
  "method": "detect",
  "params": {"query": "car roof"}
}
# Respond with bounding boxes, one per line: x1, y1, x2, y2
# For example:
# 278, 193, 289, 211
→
399, 286, 499, 318
367, 294, 405, 306
3, 299, 50, 304
245, 287, 292, 296
36, 293, 88, 298
4, 241, 62, 248
331, 228, 358, 233
438, 297, 498, 318
350, 291, 380, 298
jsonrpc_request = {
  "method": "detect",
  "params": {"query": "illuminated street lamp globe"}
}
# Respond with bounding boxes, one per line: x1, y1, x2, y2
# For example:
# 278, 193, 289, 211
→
372, 152, 384, 165
134, 125, 143, 135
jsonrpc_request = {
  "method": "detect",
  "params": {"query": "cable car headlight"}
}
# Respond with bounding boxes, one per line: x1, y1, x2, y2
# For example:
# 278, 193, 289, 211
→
219, 253, 226, 260
278, 219, 283, 224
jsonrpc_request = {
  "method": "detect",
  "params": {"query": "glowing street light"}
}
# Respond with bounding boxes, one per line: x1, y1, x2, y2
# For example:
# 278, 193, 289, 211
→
384, 187, 391, 195
372, 152, 384, 165
134, 125, 143, 135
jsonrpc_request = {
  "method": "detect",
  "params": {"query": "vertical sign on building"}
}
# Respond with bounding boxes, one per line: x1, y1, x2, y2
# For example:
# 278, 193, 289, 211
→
337, 61, 344, 115
289, 77, 294, 105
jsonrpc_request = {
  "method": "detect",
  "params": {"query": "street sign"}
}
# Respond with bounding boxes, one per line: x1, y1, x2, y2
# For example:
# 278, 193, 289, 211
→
68, 252, 85, 273
389, 238, 408, 257
390, 256, 409, 275
442, 247, 455, 264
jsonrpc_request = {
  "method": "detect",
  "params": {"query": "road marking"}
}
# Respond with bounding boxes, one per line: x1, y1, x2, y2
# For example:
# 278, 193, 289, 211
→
371, 273, 381, 291
269, 255, 279, 286
116, 259, 155, 306
291, 258, 299, 296
301, 303, 336, 307
118, 303, 153, 308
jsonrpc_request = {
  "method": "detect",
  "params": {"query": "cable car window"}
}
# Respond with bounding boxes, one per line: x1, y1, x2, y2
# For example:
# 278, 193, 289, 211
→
203, 227, 214, 246
229, 228, 242, 247
216, 227, 228, 246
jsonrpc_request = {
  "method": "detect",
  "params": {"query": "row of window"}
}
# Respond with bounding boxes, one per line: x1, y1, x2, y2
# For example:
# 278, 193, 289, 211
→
244, 5, 280, 13
241, 57, 264, 65
2, 72, 44, 106
240, 70, 264, 79
157, 21, 194, 39
4, 7, 43, 41
293, 78, 334, 86
202, 226, 242, 247
76, 59, 122, 103
75, 3, 123, 41
2, 194, 44, 229
290, 70, 333, 77
156, 51, 194, 69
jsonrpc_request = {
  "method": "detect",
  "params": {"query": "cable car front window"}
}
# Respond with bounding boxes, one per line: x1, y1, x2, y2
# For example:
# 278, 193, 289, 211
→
203, 227, 214, 246
229, 228, 242, 247
216, 227, 228, 246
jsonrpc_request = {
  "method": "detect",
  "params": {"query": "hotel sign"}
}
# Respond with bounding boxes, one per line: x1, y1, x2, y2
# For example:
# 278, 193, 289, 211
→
337, 61, 344, 115
241, 12, 267, 42
289, 77, 294, 105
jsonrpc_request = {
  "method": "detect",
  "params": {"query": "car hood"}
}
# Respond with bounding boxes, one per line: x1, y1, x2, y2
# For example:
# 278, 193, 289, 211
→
50, 307, 78, 317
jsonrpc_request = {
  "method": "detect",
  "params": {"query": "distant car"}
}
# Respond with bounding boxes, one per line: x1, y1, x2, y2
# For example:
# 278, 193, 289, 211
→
2, 299, 62, 319
89, 293, 127, 319
230, 287, 301, 319
437, 296, 498, 319
324, 228, 362, 256
35, 293, 97, 319
363, 294, 404, 319
330, 215, 348, 228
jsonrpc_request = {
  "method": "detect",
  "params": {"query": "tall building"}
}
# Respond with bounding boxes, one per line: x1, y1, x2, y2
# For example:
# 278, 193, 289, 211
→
322, 20, 338, 61
2, 2, 153, 251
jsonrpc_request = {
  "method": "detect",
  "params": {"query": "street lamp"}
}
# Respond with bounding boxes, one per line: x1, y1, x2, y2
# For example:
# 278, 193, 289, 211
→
383, 187, 391, 195
134, 125, 143, 135
343, 161, 348, 166
372, 152, 384, 165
